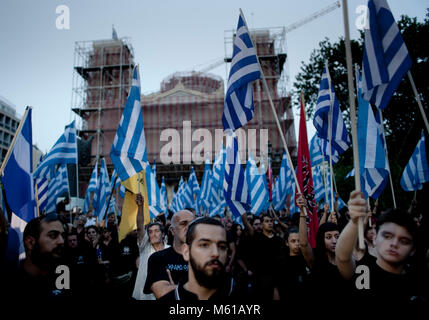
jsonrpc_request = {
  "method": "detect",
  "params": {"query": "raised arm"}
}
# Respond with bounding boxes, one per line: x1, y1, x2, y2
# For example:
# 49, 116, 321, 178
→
335, 190, 367, 280
136, 193, 147, 246
319, 202, 330, 226
241, 214, 254, 237
297, 194, 314, 268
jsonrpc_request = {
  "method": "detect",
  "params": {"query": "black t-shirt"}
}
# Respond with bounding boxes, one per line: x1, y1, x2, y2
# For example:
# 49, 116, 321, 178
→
252, 232, 283, 276
143, 246, 188, 294
278, 250, 309, 298
113, 235, 139, 276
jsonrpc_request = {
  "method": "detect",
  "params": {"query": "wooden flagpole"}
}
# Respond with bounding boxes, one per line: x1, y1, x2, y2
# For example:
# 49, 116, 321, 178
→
342, 0, 365, 249
239, 9, 306, 216
325, 61, 336, 211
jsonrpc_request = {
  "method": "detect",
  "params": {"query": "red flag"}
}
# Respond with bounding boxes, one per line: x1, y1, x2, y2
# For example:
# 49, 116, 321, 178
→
267, 157, 274, 201
296, 95, 319, 248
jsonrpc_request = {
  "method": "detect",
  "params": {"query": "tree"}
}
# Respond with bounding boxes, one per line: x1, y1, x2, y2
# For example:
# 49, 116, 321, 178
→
293, 12, 429, 210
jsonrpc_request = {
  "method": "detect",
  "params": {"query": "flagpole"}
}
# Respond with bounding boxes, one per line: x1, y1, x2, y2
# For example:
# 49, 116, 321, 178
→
35, 183, 40, 217
378, 110, 397, 209
407, 72, 429, 135
239, 9, 305, 215
0, 107, 32, 177
325, 61, 336, 211
322, 163, 329, 205
342, 0, 364, 249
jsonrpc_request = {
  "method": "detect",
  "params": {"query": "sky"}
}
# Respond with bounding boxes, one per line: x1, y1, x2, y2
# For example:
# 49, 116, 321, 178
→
0, 0, 427, 154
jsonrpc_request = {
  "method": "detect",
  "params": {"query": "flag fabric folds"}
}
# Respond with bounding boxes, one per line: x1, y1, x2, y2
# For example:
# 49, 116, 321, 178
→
362, 0, 412, 110
95, 158, 110, 219
2, 107, 36, 264
36, 176, 49, 213
309, 134, 339, 167
145, 165, 163, 218
313, 63, 351, 155
313, 166, 325, 203
222, 13, 261, 131
245, 154, 269, 215
160, 177, 168, 213
357, 66, 390, 199
272, 152, 293, 211
297, 98, 318, 248
196, 156, 212, 214
45, 164, 69, 213
33, 120, 77, 179
400, 131, 429, 191
110, 65, 148, 183
83, 162, 98, 213
188, 167, 200, 198
224, 131, 250, 217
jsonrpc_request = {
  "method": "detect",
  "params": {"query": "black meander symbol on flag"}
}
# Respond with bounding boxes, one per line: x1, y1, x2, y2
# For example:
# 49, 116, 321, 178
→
302, 156, 315, 214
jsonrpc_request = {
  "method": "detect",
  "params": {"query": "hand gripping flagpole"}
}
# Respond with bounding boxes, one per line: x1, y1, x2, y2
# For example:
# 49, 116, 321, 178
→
342, 0, 364, 249
238, 9, 306, 216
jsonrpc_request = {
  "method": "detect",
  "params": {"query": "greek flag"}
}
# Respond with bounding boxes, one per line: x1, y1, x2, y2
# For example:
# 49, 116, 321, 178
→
83, 162, 98, 213
224, 131, 250, 217
160, 177, 168, 213
313, 62, 351, 155
95, 158, 110, 219
272, 152, 293, 211
400, 131, 429, 191
118, 185, 126, 198
188, 167, 200, 198
362, 0, 412, 110
209, 199, 226, 218
357, 66, 390, 199
222, 12, 261, 131
45, 164, 69, 213
2, 107, 36, 264
313, 166, 325, 203
212, 145, 226, 188
36, 176, 49, 213
310, 134, 339, 167
110, 65, 148, 182
196, 156, 213, 213
34, 121, 77, 179
245, 154, 269, 215
145, 165, 163, 217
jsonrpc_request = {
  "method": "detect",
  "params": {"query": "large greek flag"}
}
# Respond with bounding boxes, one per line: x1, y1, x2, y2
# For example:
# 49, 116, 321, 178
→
309, 134, 339, 167
313, 62, 351, 155
272, 151, 293, 211
362, 0, 412, 110
34, 121, 77, 179
45, 164, 69, 213
357, 66, 390, 199
110, 65, 148, 182
224, 131, 250, 217
400, 131, 429, 191
83, 162, 98, 213
222, 12, 261, 131
2, 107, 36, 264
245, 154, 269, 215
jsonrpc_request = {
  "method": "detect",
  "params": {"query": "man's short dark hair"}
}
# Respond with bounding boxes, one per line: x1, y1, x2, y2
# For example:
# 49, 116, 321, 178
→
147, 222, 164, 235
23, 213, 63, 241
259, 213, 272, 222
186, 217, 225, 246
376, 209, 418, 243
284, 227, 299, 242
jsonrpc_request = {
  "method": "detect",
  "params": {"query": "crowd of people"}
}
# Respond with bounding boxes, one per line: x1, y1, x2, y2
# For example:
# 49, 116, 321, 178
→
0, 191, 428, 307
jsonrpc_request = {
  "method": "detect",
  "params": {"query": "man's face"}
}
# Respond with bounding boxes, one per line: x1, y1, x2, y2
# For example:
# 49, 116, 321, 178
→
30, 220, 65, 269
324, 230, 339, 254
252, 219, 262, 233
375, 222, 414, 265
87, 228, 98, 242
262, 216, 273, 233
365, 225, 376, 243
172, 210, 194, 243
148, 225, 162, 245
184, 224, 228, 289
287, 233, 300, 256
107, 214, 115, 224
67, 235, 78, 249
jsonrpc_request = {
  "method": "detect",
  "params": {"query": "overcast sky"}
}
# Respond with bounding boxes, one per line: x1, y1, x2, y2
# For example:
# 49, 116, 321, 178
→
0, 0, 427, 153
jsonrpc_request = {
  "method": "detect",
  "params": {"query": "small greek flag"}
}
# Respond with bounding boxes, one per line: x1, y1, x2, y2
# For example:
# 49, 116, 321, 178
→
313, 166, 325, 203
83, 162, 98, 213
222, 12, 261, 131
95, 158, 110, 219
309, 134, 339, 167
196, 155, 212, 213
245, 154, 269, 216
45, 164, 69, 213
272, 152, 293, 211
188, 167, 200, 198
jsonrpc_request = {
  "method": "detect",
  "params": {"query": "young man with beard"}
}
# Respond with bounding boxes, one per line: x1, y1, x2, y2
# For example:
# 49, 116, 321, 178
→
144, 209, 195, 298
4, 213, 70, 301
159, 217, 232, 301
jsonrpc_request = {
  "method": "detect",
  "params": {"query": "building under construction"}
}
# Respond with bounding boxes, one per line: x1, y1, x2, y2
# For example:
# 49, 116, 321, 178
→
71, 27, 297, 195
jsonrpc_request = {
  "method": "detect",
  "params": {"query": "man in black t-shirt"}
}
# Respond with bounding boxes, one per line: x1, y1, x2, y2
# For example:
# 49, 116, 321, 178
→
336, 191, 428, 305
144, 209, 195, 298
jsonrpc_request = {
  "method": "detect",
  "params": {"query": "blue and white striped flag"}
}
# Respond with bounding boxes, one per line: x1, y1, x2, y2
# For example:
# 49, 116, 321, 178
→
45, 164, 69, 213
223, 131, 250, 217
212, 145, 226, 188
313, 62, 351, 155
188, 167, 200, 198
110, 65, 148, 182
196, 155, 212, 213
362, 0, 412, 110
313, 166, 325, 203
400, 131, 429, 191
145, 165, 163, 218
245, 154, 269, 216
309, 134, 339, 167
83, 162, 98, 213
222, 12, 261, 131
160, 177, 168, 213
272, 152, 293, 211
34, 121, 77, 179
95, 158, 110, 219
357, 66, 390, 199
36, 177, 49, 213
2, 107, 36, 264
